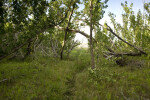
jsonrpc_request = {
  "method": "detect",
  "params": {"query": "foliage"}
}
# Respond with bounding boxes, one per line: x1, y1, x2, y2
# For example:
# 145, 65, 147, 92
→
0, 0, 80, 59
98, 2, 150, 53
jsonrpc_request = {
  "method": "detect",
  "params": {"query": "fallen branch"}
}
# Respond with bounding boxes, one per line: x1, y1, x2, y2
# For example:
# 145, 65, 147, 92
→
104, 52, 143, 57
0, 79, 8, 83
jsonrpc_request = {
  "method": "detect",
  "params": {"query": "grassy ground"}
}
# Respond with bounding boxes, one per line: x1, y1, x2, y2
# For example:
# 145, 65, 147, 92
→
0, 49, 150, 100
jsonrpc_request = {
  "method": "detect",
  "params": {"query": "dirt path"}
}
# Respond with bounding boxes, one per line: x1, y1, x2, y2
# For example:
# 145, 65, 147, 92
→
64, 62, 87, 100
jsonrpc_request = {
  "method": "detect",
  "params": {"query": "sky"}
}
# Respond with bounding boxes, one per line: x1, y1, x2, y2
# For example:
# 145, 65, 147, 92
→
75, 0, 150, 48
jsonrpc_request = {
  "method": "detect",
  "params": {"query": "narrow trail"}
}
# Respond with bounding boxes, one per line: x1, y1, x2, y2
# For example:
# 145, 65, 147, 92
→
64, 61, 87, 100
64, 72, 76, 100
62, 49, 90, 100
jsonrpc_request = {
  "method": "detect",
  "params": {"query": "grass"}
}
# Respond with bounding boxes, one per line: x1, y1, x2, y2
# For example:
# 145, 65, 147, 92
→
73, 55, 150, 100
0, 57, 76, 99
0, 48, 150, 100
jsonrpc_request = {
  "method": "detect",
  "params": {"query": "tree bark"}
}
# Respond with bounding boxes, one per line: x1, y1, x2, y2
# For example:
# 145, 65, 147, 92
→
89, 0, 95, 69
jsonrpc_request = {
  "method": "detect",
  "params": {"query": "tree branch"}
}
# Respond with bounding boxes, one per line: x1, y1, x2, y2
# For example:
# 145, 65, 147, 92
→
56, 26, 97, 42
98, 23, 147, 55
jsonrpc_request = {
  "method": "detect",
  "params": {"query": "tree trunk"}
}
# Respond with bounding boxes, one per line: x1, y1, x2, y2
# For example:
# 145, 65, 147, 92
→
90, 0, 95, 69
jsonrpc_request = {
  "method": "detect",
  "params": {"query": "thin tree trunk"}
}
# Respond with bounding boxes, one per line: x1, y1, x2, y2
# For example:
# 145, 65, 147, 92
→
60, 5, 75, 60
90, 0, 95, 69
24, 38, 32, 58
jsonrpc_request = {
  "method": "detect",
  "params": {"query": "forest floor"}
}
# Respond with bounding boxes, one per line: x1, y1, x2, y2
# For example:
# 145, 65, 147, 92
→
0, 49, 150, 100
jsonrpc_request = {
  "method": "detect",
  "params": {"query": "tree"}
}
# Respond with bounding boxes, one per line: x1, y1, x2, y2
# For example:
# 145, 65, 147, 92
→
97, 1, 149, 60
81, 0, 108, 68
0, 0, 69, 60
60, 0, 80, 60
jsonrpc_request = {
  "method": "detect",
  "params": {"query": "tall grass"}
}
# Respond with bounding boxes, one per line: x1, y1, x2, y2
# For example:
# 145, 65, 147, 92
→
0, 48, 150, 100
